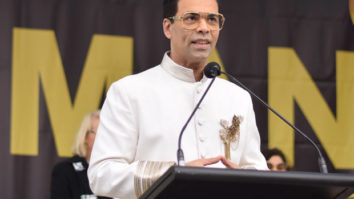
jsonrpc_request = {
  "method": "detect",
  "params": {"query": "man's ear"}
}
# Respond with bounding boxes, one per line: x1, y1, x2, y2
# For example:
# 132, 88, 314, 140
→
163, 18, 172, 39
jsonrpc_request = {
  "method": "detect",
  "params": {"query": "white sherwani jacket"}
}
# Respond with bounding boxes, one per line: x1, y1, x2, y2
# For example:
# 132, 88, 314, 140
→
88, 53, 268, 199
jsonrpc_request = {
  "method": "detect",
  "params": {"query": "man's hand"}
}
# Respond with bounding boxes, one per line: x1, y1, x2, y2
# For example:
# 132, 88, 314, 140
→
220, 156, 240, 169
185, 156, 240, 169
185, 156, 223, 167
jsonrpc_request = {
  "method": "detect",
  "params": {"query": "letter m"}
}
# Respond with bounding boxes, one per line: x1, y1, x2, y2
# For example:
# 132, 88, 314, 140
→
11, 27, 133, 157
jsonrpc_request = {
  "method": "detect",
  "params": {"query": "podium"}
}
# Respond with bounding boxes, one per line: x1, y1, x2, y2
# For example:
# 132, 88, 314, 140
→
140, 166, 354, 199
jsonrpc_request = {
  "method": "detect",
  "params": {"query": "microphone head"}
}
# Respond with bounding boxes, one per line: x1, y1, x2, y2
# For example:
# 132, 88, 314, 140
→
204, 62, 221, 78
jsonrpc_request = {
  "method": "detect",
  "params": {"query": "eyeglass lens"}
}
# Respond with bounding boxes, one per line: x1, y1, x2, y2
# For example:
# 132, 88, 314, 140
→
182, 12, 224, 30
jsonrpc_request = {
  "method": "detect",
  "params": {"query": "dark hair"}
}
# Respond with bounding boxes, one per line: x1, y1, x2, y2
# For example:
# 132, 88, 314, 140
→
264, 148, 287, 164
163, 0, 178, 19
163, 0, 220, 19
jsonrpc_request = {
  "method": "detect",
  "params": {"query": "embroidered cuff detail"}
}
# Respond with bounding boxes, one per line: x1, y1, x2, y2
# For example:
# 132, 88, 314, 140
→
134, 161, 175, 198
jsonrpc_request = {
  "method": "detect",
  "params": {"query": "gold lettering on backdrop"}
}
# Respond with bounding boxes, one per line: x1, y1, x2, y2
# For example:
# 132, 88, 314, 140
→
11, 27, 133, 156
268, 47, 354, 169
208, 49, 228, 80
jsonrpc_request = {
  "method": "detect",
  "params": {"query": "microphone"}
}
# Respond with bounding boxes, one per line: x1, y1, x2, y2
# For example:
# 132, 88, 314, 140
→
177, 63, 219, 166
204, 62, 221, 78
204, 62, 328, 173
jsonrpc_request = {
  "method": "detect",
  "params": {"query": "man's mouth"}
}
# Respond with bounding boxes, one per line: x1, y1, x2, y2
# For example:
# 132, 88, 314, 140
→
192, 40, 210, 44
191, 40, 211, 49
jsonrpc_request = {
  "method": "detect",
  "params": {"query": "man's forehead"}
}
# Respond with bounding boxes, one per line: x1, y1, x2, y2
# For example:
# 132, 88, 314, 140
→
176, 0, 219, 14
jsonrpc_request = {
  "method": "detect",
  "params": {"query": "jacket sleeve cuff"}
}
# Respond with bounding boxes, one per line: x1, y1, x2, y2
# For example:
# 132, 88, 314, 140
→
134, 160, 176, 198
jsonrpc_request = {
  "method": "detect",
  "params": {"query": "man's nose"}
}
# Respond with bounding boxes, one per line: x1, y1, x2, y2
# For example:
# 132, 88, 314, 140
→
196, 18, 210, 33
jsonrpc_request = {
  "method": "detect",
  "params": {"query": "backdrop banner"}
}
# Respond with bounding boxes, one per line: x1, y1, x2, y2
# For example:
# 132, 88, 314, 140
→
0, 0, 353, 198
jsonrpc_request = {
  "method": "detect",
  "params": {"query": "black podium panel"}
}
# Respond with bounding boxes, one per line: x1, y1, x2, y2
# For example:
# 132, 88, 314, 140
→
140, 166, 354, 199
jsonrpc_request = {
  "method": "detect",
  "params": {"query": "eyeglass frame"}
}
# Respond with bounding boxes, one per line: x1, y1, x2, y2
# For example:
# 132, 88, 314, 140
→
168, 11, 226, 31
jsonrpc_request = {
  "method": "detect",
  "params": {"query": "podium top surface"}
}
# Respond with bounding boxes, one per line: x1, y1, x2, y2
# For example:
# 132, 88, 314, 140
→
140, 166, 354, 199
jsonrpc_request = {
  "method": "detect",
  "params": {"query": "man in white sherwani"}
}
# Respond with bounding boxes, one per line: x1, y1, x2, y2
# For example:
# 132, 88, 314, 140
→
88, 0, 268, 198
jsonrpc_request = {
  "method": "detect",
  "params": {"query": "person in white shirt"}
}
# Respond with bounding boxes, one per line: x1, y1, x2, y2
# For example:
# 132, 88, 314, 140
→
88, 0, 268, 198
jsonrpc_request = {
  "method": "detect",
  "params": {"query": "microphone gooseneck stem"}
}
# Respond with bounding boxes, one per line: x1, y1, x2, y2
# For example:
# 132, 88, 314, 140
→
177, 77, 216, 166
221, 71, 328, 173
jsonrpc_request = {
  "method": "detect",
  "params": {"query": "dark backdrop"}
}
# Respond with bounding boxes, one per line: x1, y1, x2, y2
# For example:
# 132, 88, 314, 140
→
0, 0, 353, 198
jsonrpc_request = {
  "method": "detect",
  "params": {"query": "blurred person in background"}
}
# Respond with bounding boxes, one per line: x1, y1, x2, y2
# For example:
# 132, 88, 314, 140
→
50, 110, 111, 199
264, 148, 289, 172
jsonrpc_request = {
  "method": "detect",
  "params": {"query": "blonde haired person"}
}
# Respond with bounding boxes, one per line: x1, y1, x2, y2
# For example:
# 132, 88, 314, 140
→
72, 110, 100, 162
51, 110, 111, 199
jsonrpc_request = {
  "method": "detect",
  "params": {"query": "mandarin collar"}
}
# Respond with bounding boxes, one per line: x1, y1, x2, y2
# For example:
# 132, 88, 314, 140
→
160, 52, 208, 83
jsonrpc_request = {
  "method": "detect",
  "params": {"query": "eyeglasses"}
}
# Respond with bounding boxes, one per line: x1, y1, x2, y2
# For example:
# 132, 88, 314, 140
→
169, 11, 225, 31
267, 162, 287, 171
